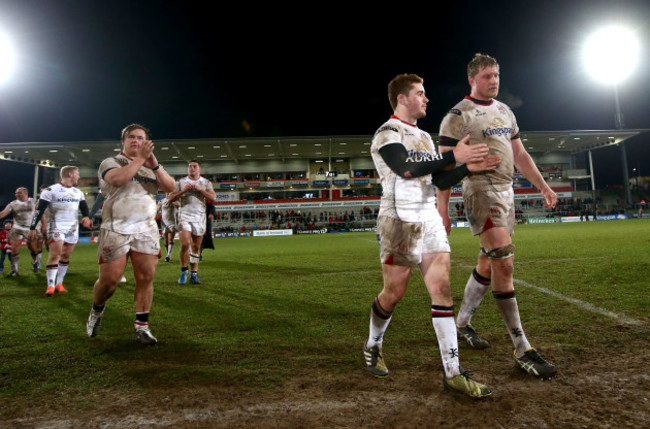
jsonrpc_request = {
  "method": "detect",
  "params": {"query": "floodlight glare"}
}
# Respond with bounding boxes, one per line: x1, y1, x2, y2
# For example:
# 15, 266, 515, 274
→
583, 26, 639, 84
0, 32, 15, 85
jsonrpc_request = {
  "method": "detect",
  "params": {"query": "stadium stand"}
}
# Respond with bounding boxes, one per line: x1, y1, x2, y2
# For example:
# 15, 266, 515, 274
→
1, 130, 648, 235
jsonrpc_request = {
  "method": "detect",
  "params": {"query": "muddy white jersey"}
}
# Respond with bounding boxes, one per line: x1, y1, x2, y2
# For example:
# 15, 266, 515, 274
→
176, 176, 213, 223
439, 96, 520, 195
7, 198, 36, 230
98, 153, 160, 234
371, 116, 439, 222
39, 183, 85, 231
158, 197, 178, 228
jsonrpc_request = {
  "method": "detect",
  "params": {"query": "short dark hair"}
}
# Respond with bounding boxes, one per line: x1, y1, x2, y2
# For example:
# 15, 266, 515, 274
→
189, 159, 201, 167
121, 123, 150, 141
467, 53, 499, 78
387, 74, 423, 111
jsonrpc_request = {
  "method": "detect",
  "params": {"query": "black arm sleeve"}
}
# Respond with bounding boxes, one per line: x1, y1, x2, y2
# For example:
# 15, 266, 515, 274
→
79, 200, 90, 217
89, 193, 104, 218
438, 135, 460, 147
378, 143, 456, 178
30, 199, 50, 230
431, 164, 471, 189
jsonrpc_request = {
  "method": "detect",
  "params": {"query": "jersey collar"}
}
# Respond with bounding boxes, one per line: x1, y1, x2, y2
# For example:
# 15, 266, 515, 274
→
465, 95, 494, 106
390, 115, 418, 128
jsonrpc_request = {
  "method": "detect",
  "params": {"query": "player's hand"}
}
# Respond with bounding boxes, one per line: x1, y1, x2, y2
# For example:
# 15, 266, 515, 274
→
27, 230, 36, 241
452, 135, 489, 164
81, 217, 93, 229
542, 188, 558, 209
466, 155, 501, 173
136, 140, 155, 163
142, 141, 159, 169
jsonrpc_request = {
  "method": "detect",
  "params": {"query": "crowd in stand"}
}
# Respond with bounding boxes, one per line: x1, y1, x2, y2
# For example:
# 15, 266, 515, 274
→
209, 196, 632, 233
211, 206, 380, 232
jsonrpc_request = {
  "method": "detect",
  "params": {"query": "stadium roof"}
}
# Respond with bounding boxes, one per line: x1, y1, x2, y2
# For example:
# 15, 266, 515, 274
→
0, 129, 647, 169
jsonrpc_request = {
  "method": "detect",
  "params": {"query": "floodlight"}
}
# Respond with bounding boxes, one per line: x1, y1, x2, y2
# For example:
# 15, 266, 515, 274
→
0, 32, 15, 85
583, 26, 639, 85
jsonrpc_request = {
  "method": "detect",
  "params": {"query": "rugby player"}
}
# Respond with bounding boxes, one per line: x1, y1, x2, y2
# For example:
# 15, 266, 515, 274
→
29, 166, 93, 296
363, 73, 501, 398
0, 187, 41, 276
28, 185, 51, 272
158, 193, 180, 262
436, 54, 557, 378
167, 160, 215, 285
86, 124, 175, 345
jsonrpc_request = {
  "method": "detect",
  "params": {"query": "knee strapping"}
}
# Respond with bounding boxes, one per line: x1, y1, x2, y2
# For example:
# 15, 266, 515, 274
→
481, 243, 515, 260
189, 253, 200, 264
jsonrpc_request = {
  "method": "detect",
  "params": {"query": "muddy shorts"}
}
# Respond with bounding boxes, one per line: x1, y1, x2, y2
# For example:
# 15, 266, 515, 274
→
97, 228, 161, 263
49, 226, 79, 245
464, 188, 515, 236
178, 220, 205, 237
9, 226, 30, 242
162, 220, 179, 234
377, 216, 450, 266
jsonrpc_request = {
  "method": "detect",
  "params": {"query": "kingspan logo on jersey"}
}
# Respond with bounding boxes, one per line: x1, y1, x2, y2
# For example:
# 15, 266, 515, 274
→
56, 197, 81, 203
481, 117, 512, 139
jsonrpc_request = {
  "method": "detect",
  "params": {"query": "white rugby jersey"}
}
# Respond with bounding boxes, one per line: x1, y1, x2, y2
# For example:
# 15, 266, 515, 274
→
176, 176, 213, 223
439, 96, 519, 195
7, 198, 36, 230
371, 116, 439, 222
158, 197, 178, 227
39, 183, 85, 232
98, 153, 160, 234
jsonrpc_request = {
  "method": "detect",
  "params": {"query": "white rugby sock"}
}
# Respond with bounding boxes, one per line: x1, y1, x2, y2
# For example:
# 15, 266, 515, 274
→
457, 268, 491, 327
366, 296, 392, 349
57, 261, 70, 285
432, 305, 461, 378
46, 264, 58, 287
494, 290, 531, 357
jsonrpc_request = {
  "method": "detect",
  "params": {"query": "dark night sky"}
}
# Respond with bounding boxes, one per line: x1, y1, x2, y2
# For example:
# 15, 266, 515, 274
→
0, 0, 649, 195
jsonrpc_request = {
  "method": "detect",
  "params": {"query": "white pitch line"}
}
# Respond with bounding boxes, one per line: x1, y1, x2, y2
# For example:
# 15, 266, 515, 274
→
452, 260, 643, 326
328, 260, 643, 326
516, 256, 607, 264
513, 278, 642, 326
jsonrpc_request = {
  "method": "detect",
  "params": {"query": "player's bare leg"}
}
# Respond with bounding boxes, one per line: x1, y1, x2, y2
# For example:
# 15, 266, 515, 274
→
364, 263, 410, 377
178, 230, 192, 284
482, 227, 556, 377
130, 251, 159, 345
164, 231, 175, 262
189, 234, 203, 284
87, 255, 128, 337
54, 242, 76, 293
28, 238, 42, 273
421, 253, 492, 398
44, 240, 63, 296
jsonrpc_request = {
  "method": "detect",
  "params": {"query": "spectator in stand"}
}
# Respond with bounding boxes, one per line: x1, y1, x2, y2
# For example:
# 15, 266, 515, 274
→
0, 220, 12, 273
